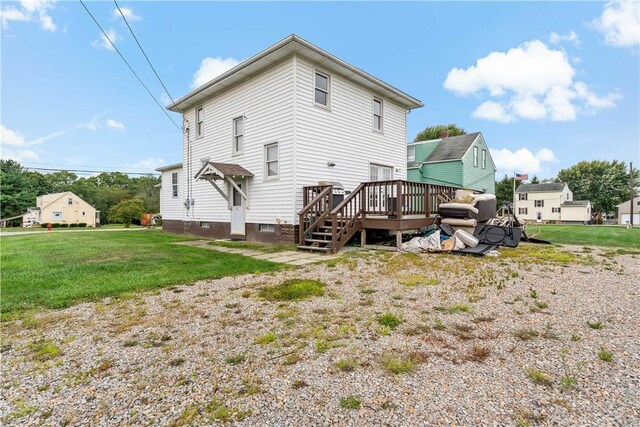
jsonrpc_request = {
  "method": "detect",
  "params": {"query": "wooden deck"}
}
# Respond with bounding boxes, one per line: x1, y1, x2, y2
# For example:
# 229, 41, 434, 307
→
298, 180, 457, 253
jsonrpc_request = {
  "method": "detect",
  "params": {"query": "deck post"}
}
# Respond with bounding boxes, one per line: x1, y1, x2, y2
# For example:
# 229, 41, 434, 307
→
425, 184, 431, 217
396, 231, 403, 251
361, 229, 366, 248
396, 181, 404, 219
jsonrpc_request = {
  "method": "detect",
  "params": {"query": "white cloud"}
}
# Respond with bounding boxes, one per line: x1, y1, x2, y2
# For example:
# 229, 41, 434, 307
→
126, 157, 166, 171
549, 31, 581, 46
490, 147, 558, 175
0, 147, 40, 162
191, 57, 241, 89
1, 125, 27, 146
159, 92, 171, 106
444, 40, 620, 122
591, 0, 640, 47
1, 0, 56, 31
106, 119, 125, 131
92, 28, 121, 51
112, 6, 142, 22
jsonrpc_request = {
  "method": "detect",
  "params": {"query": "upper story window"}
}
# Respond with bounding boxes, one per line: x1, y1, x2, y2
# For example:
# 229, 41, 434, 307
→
373, 97, 383, 131
407, 146, 416, 162
233, 116, 244, 154
68, 197, 73, 205
535, 200, 544, 208
473, 146, 479, 167
172, 172, 178, 198
195, 106, 204, 138
265, 142, 279, 178
481, 149, 487, 169
314, 71, 330, 107
519, 193, 528, 201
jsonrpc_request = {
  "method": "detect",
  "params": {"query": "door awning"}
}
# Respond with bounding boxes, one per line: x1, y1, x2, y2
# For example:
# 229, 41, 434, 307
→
194, 161, 254, 181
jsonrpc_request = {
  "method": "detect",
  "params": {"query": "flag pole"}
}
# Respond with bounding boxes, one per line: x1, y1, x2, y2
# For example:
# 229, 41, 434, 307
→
513, 172, 516, 215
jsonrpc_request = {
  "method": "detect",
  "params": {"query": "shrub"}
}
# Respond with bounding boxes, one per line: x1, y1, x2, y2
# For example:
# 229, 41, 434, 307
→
40, 223, 48, 228
69, 223, 78, 228
51, 223, 61, 228
108, 198, 146, 227
60, 223, 69, 228
78, 223, 87, 227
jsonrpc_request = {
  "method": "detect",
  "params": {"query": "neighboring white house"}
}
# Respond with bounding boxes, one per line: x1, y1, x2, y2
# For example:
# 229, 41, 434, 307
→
616, 196, 640, 226
514, 183, 591, 224
157, 34, 423, 243
22, 192, 100, 227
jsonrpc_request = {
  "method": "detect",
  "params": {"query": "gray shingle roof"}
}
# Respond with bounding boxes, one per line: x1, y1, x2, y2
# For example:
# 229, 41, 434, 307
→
561, 200, 590, 207
424, 132, 481, 162
515, 183, 566, 193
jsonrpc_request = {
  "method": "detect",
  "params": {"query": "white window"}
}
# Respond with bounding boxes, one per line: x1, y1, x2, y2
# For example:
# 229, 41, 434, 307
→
373, 97, 383, 131
370, 164, 392, 181
195, 106, 204, 138
407, 146, 416, 162
233, 117, 244, 154
200, 221, 210, 229
265, 142, 279, 178
518, 208, 528, 215
82, 212, 86, 216
314, 71, 330, 106
259, 224, 275, 232
68, 197, 73, 205
52, 212, 63, 220
552, 207, 561, 213
519, 193, 528, 201
535, 200, 544, 208
473, 146, 479, 167
481, 149, 487, 169
172, 172, 178, 198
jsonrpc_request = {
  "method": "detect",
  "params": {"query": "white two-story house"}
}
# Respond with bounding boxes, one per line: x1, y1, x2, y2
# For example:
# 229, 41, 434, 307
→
515, 182, 591, 224
157, 34, 425, 245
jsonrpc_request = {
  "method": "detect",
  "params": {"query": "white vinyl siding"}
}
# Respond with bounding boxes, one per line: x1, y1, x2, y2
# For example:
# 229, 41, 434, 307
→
373, 97, 383, 131
160, 168, 184, 220
195, 106, 204, 138
407, 146, 416, 162
314, 70, 330, 107
265, 142, 279, 178
233, 116, 244, 154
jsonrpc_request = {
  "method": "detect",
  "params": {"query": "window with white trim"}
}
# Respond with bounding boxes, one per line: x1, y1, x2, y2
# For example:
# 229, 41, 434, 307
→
373, 97, 383, 131
200, 221, 210, 229
519, 193, 528, 201
552, 207, 561, 213
535, 200, 544, 208
68, 197, 73, 205
52, 212, 63, 220
233, 116, 244, 154
473, 146, 479, 167
407, 146, 416, 162
481, 149, 487, 169
265, 142, 279, 178
314, 71, 329, 106
195, 106, 204, 138
172, 172, 178, 197
259, 224, 275, 232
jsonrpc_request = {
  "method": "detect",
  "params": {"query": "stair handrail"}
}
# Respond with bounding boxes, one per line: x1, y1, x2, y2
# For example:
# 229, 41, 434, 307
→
329, 183, 366, 251
297, 185, 334, 245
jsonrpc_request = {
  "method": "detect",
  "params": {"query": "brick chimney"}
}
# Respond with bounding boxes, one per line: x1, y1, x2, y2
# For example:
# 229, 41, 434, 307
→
439, 130, 450, 139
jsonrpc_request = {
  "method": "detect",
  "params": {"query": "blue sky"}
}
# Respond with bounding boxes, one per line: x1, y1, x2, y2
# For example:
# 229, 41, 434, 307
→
1, 1, 639, 180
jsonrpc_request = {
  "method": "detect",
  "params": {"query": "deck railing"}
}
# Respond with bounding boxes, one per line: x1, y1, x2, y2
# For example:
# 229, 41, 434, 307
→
298, 185, 333, 245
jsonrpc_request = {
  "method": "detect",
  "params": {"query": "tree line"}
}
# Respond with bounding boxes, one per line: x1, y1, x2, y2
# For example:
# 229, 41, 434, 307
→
0, 160, 160, 226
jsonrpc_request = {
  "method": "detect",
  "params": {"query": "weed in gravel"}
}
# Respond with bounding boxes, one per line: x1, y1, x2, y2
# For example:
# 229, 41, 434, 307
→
339, 396, 361, 409
123, 339, 139, 347
472, 315, 496, 323
514, 328, 539, 341
381, 400, 399, 410
360, 287, 377, 295
315, 340, 331, 353
598, 347, 614, 362
377, 313, 402, 329
240, 376, 262, 395
96, 358, 115, 373
381, 252, 423, 275
560, 375, 578, 390
534, 301, 549, 309
334, 357, 360, 372
283, 352, 301, 366
403, 324, 431, 336
381, 352, 416, 374
433, 317, 446, 331
169, 358, 185, 367
542, 323, 560, 340
528, 287, 538, 299
259, 279, 325, 301
438, 303, 472, 314
254, 332, 277, 346
29, 339, 61, 362
398, 274, 438, 287
241, 290, 252, 298
466, 345, 490, 362
527, 368, 552, 385
375, 325, 391, 336
2, 398, 39, 423
291, 379, 308, 389
225, 353, 246, 365
587, 321, 603, 330
570, 334, 581, 342
204, 398, 250, 422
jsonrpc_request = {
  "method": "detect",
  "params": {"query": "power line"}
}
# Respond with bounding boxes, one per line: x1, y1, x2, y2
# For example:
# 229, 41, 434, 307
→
23, 161, 163, 172
113, 0, 179, 108
78, 0, 181, 132
24, 166, 159, 176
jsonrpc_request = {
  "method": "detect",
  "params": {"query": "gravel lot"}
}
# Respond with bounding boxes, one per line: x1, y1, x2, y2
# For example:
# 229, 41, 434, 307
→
2, 244, 639, 426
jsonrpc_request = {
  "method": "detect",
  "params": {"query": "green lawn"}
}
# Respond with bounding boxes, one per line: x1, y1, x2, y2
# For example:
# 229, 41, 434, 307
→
0, 224, 143, 233
209, 240, 297, 253
527, 224, 640, 249
0, 231, 281, 315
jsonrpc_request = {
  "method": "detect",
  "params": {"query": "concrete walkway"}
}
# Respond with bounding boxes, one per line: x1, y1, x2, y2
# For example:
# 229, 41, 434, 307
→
175, 240, 339, 266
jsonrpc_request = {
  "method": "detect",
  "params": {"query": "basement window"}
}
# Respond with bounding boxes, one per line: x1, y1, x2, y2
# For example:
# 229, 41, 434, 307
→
200, 221, 210, 229
259, 224, 275, 232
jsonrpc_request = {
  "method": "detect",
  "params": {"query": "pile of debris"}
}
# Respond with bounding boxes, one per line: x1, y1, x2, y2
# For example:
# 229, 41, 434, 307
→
402, 190, 548, 256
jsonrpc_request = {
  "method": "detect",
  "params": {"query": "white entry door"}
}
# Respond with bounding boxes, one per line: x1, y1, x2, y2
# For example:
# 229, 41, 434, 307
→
230, 182, 245, 236
369, 164, 393, 213
369, 164, 393, 181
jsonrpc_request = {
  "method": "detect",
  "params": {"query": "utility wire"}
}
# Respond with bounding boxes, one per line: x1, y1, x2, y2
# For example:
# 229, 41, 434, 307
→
78, 0, 181, 132
25, 166, 159, 176
113, 0, 179, 108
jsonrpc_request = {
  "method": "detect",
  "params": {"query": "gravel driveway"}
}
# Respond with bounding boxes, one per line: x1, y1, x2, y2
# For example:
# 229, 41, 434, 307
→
1, 244, 639, 426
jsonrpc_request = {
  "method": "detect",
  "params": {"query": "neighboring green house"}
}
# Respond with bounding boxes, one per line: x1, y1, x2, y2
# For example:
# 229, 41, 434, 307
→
407, 132, 496, 194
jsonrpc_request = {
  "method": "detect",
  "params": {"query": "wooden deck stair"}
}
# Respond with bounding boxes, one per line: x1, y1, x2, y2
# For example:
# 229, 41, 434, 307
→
298, 181, 457, 254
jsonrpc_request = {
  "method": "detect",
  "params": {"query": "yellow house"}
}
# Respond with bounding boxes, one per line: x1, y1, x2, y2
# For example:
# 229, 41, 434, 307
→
22, 192, 100, 227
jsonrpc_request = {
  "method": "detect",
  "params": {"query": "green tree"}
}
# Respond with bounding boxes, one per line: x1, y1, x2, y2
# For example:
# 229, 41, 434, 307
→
557, 160, 639, 214
414, 124, 466, 142
44, 171, 78, 193
108, 198, 146, 227
96, 187, 132, 224
530, 175, 540, 184
131, 175, 161, 212
1, 160, 38, 224
495, 174, 523, 206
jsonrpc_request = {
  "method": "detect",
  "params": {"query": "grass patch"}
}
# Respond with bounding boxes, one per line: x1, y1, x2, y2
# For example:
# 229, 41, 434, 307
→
381, 352, 417, 374
209, 240, 296, 253
587, 321, 604, 330
225, 353, 246, 365
334, 357, 360, 372
258, 279, 326, 302
514, 328, 539, 341
254, 332, 277, 346
377, 312, 402, 329
435, 303, 473, 314
466, 345, 490, 362
527, 368, 552, 385
398, 274, 438, 287
29, 339, 61, 361
339, 396, 361, 409
1, 231, 281, 315
530, 224, 640, 249
598, 347, 614, 362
